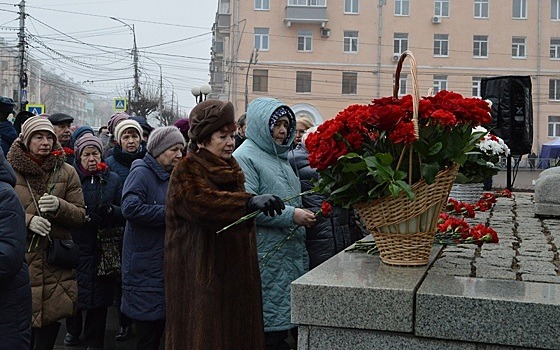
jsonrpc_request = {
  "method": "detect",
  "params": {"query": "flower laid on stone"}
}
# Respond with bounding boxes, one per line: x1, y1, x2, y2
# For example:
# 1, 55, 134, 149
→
455, 126, 510, 184
445, 190, 512, 217
435, 213, 499, 246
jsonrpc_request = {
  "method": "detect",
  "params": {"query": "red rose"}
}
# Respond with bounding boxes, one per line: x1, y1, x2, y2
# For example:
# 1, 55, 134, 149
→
96, 162, 109, 172
51, 150, 63, 157
63, 147, 74, 155
320, 201, 333, 217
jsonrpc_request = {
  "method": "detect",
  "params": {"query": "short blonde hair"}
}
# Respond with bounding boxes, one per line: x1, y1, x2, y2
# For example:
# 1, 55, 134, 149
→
296, 115, 314, 129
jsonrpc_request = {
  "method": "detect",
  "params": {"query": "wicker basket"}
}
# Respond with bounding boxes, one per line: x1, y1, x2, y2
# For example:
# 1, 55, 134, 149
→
353, 51, 458, 266
354, 164, 458, 266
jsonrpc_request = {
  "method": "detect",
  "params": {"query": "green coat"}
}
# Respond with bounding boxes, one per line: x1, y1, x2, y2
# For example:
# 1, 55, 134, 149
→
233, 97, 309, 332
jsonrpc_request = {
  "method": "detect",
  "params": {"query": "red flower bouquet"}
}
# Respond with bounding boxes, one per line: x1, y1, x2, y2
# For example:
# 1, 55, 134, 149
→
306, 88, 491, 208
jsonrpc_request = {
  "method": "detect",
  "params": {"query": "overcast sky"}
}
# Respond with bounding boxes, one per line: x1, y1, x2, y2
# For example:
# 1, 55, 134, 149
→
0, 0, 217, 111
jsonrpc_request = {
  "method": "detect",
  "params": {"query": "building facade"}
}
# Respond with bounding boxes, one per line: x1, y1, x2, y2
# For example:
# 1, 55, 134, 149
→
210, 0, 560, 153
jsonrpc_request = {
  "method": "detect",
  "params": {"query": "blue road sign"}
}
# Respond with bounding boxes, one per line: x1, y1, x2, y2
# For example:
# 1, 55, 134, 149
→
26, 104, 44, 115
114, 98, 127, 111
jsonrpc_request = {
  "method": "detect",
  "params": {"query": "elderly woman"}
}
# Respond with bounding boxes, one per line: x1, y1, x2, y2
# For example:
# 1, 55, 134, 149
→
63, 135, 124, 349
106, 119, 146, 184
6, 116, 86, 350
164, 100, 284, 350
105, 118, 145, 340
121, 126, 185, 350
233, 98, 316, 350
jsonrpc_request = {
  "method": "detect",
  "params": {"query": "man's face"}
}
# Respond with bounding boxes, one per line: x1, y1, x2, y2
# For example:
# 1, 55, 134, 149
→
53, 122, 72, 145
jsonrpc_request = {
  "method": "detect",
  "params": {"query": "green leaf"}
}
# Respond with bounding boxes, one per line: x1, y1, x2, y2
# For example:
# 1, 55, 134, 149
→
396, 180, 415, 200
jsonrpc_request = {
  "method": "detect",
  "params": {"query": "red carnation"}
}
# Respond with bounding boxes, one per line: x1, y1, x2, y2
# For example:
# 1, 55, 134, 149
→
63, 147, 74, 155
96, 162, 109, 172
320, 201, 333, 217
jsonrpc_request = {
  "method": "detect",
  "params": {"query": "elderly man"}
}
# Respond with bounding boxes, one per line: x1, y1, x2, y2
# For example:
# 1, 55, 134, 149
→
48, 113, 75, 164
0, 96, 17, 155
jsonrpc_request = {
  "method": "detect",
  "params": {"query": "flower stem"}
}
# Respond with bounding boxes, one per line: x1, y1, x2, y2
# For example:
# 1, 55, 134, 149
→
259, 226, 300, 268
216, 189, 316, 235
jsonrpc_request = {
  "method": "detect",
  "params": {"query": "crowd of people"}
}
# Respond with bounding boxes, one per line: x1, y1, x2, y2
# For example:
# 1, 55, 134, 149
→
0, 95, 365, 350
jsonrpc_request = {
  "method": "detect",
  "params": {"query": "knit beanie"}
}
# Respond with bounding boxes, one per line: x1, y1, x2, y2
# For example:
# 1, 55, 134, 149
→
74, 134, 103, 157
188, 99, 235, 142
107, 112, 129, 134
114, 119, 143, 146
72, 125, 94, 141
147, 126, 185, 158
20, 116, 57, 147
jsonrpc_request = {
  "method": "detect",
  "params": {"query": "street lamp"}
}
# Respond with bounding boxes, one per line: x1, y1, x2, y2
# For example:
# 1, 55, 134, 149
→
110, 17, 140, 103
191, 84, 212, 104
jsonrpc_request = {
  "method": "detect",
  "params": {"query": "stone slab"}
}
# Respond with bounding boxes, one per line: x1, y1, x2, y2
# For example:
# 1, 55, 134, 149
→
416, 274, 560, 349
291, 246, 442, 333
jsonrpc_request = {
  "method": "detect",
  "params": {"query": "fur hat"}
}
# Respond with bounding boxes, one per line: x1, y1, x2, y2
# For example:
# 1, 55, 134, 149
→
72, 125, 95, 141
188, 99, 235, 142
107, 112, 129, 134
114, 119, 142, 146
146, 126, 185, 158
20, 116, 57, 147
74, 134, 103, 157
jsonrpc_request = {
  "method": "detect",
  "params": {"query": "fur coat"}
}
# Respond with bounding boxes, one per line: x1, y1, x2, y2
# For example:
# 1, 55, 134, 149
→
7, 140, 86, 328
164, 148, 265, 350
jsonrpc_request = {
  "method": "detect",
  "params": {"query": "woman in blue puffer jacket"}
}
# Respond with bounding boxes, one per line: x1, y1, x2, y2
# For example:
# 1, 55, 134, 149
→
233, 98, 316, 350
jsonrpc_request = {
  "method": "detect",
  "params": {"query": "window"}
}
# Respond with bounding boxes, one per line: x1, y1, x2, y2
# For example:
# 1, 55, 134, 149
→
393, 33, 409, 54
474, 0, 489, 18
550, 79, 560, 100
395, 73, 408, 96
435, 0, 450, 17
253, 69, 268, 92
395, 0, 410, 15
473, 35, 488, 57
296, 71, 312, 93
343, 31, 359, 53
512, 37, 526, 58
342, 72, 357, 94
551, 38, 560, 59
298, 30, 313, 51
255, 0, 270, 10
433, 75, 448, 93
552, 0, 560, 20
513, 0, 527, 19
434, 34, 449, 56
288, 0, 326, 6
472, 77, 483, 97
254, 28, 269, 51
345, 0, 359, 13
548, 116, 560, 136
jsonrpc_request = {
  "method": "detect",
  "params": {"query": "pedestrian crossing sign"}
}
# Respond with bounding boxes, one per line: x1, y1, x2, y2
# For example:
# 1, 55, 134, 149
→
114, 98, 127, 111
26, 104, 45, 115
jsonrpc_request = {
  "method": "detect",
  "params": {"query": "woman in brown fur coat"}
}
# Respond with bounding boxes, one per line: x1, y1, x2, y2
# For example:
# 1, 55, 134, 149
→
6, 116, 85, 350
164, 100, 284, 350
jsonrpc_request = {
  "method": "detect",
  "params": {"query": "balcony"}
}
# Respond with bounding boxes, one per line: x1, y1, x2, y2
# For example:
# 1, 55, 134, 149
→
216, 14, 231, 34
285, 5, 329, 27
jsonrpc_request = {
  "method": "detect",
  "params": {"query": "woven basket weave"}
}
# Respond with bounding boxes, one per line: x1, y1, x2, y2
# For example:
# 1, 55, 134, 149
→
354, 164, 458, 266
353, 51, 458, 266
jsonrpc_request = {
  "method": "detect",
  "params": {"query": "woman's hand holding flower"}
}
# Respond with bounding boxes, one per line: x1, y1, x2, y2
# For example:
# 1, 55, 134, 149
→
293, 208, 316, 228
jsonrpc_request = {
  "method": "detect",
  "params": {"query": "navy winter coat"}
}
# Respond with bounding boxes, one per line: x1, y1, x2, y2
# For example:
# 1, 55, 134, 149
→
72, 164, 124, 310
121, 153, 168, 321
0, 149, 31, 349
288, 145, 358, 269
0, 120, 17, 156
106, 143, 147, 184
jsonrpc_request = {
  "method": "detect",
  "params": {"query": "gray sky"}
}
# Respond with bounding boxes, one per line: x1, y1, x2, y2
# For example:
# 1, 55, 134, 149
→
0, 0, 217, 112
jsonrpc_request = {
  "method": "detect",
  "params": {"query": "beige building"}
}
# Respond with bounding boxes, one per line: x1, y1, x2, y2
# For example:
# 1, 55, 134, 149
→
210, 0, 560, 152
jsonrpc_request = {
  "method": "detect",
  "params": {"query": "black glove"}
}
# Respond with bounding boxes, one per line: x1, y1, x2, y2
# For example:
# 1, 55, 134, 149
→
247, 194, 285, 217
96, 204, 114, 216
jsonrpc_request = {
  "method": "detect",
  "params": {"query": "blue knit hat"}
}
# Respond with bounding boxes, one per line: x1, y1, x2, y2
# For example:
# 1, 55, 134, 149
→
72, 125, 94, 141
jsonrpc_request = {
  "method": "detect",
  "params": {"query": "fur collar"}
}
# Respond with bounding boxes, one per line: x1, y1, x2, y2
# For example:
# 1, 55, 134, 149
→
189, 148, 245, 186
7, 140, 64, 195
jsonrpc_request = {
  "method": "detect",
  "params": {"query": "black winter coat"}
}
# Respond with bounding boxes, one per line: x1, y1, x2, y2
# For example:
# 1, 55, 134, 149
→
72, 163, 124, 310
289, 146, 362, 269
0, 149, 31, 349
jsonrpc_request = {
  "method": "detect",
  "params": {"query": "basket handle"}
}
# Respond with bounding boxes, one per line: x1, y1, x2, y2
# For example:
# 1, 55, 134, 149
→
392, 51, 419, 140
